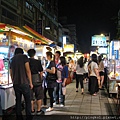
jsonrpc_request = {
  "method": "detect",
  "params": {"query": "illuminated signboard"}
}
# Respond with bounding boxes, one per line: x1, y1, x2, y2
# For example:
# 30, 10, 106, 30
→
64, 44, 74, 52
91, 35, 107, 46
98, 47, 108, 54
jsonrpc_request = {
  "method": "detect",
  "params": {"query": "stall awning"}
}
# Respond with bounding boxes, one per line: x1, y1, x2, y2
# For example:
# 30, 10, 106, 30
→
23, 25, 53, 45
0, 23, 47, 44
0, 23, 34, 38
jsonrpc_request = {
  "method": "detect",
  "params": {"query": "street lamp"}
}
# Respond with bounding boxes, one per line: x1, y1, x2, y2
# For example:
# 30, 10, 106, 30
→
45, 26, 50, 30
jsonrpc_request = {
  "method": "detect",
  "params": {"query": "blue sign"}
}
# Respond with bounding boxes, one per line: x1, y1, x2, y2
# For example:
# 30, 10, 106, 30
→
114, 50, 119, 60
91, 35, 107, 46
112, 41, 114, 55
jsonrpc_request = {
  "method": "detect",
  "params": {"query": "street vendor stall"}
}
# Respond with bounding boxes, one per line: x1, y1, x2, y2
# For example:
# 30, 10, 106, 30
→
0, 23, 35, 114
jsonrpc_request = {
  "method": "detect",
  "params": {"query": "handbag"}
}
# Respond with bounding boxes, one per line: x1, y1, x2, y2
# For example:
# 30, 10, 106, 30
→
32, 74, 42, 86
46, 73, 57, 81
65, 71, 72, 86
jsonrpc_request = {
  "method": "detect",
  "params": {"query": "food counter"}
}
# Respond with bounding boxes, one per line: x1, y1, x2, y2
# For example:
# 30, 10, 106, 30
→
107, 75, 120, 97
107, 59, 120, 97
0, 84, 15, 111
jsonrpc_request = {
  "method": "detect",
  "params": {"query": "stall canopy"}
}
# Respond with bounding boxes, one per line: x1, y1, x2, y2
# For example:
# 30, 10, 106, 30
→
0, 23, 51, 44
23, 25, 53, 45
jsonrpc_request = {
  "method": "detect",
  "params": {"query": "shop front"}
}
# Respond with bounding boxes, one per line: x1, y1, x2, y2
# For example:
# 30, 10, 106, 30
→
107, 40, 120, 114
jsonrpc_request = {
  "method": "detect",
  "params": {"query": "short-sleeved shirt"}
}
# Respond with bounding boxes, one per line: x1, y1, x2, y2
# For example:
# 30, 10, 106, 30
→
10, 54, 29, 84
46, 61, 56, 88
29, 58, 43, 74
62, 65, 68, 80
89, 61, 98, 77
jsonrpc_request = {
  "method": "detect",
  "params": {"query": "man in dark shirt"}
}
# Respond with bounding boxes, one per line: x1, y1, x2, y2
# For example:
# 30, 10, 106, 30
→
10, 48, 33, 120
27, 49, 44, 115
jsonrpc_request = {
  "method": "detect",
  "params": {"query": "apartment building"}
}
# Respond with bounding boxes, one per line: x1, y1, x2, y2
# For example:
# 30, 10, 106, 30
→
0, 0, 59, 42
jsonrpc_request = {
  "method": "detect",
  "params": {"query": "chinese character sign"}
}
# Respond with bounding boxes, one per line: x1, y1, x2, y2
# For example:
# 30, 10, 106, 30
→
91, 35, 107, 46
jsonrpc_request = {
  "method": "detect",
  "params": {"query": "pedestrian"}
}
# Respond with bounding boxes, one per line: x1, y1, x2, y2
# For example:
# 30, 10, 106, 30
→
10, 48, 33, 120
98, 55, 104, 89
75, 56, 86, 94
103, 57, 109, 88
43, 51, 57, 112
69, 59, 75, 82
53, 51, 61, 105
59, 56, 68, 106
83, 58, 89, 83
88, 54, 100, 96
27, 49, 44, 115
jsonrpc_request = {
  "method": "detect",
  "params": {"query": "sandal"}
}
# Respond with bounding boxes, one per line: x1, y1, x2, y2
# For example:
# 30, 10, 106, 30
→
46, 107, 54, 112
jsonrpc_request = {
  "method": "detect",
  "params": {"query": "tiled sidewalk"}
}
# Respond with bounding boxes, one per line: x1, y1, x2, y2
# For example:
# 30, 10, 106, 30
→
4, 80, 118, 120
44, 80, 118, 115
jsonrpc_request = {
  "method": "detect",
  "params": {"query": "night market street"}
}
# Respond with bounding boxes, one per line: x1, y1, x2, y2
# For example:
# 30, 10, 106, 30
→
41, 80, 118, 116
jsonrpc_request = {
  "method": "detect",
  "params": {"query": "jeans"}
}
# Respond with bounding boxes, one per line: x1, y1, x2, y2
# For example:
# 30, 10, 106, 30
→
55, 82, 62, 104
43, 87, 54, 108
13, 84, 31, 120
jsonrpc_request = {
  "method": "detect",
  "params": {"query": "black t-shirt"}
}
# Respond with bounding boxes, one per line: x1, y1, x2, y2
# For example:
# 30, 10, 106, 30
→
46, 61, 56, 88
29, 58, 43, 74
10, 54, 29, 84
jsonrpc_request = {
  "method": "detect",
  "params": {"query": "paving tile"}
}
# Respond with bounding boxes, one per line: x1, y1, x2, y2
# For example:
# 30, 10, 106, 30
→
91, 107, 101, 111
91, 104, 100, 107
90, 110, 102, 115
79, 109, 90, 114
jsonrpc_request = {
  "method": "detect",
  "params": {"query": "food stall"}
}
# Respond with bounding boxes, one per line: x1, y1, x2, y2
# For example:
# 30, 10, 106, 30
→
107, 41, 120, 97
0, 23, 35, 114
107, 60, 120, 97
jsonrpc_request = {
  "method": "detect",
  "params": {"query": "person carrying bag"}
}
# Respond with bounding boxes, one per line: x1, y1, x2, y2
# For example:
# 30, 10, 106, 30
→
32, 73, 42, 86
27, 49, 44, 115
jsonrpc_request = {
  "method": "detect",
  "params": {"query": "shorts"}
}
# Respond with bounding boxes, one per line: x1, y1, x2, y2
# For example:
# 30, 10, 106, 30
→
84, 73, 88, 78
99, 71, 104, 76
31, 85, 44, 101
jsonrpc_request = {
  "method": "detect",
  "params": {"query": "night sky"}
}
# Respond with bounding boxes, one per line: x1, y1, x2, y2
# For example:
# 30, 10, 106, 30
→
58, 0, 120, 53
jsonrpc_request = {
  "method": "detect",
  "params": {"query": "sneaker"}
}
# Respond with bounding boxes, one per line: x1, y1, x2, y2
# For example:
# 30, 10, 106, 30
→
53, 102, 56, 105
81, 92, 84, 95
31, 110, 35, 115
53, 102, 59, 105
92, 93, 97, 96
46, 107, 54, 112
60, 104, 64, 107
36, 110, 45, 115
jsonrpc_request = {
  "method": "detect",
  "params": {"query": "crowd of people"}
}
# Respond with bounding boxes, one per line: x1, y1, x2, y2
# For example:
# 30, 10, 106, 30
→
9, 47, 107, 120
10, 48, 69, 120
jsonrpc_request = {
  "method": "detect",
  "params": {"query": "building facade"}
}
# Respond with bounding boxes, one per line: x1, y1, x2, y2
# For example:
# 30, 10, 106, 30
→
117, 9, 120, 39
0, 0, 59, 42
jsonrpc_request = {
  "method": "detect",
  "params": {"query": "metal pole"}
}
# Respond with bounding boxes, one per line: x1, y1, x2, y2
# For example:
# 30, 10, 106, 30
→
8, 29, 11, 86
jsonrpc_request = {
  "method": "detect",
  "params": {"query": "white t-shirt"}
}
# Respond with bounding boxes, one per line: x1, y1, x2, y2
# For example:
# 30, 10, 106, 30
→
89, 61, 98, 77
84, 61, 88, 73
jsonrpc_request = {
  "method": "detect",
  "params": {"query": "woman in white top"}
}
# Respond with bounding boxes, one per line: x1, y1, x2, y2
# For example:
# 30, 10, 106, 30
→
76, 56, 86, 94
84, 58, 89, 83
88, 54, 100, 96
98, 55, 104, 89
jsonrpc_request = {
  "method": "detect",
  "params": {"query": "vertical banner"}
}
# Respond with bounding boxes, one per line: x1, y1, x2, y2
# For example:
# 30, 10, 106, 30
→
112, 41, 114, 56
115, 50, 119, 60
37, 20, 42, 35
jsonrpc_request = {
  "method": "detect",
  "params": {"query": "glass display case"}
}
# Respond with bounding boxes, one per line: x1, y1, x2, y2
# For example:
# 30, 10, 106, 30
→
107, 59, 120, 97
0, 46, 13, 86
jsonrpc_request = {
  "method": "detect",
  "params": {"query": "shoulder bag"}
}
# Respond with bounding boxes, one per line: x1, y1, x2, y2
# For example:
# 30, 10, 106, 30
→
32, 74, 42, 86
